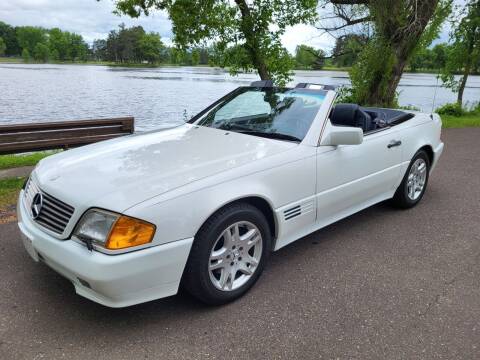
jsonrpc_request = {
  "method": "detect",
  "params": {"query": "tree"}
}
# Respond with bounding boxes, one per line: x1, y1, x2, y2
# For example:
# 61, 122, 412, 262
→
191, 48, 200, 66
111, 0, 318, 86
198, 48, 210, 65
295, 45, 326, 69
92, 39, 107, 61
409, 48, 434, 72
0, 37, 6, 56
16, 26, 47, 54
22, 48, 30, 62
0, 22, 20, 56
67, 33, 89, 61
432, 43, 448, 69
138, 32, 164, 63
48, 28, 69, 60
332, 34, 368, 67
318, 0, 450, 107
106, 29, 120, 62
33, 42, 50, 62
440, 0, 480, 106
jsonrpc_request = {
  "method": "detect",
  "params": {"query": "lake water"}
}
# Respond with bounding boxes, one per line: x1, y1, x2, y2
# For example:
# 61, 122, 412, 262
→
0, 64, 479, 131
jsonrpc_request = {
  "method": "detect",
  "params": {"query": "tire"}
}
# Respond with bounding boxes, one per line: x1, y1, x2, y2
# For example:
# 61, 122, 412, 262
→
182, 202, 271, 305
391, 150, 430, 209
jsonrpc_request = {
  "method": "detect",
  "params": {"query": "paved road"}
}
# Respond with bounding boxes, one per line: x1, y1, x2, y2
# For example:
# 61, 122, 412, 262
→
0, 166, 33, 180
1, 128, 479, 360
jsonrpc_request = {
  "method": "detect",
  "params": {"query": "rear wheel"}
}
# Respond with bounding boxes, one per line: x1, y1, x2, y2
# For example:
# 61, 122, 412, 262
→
182, 203, 271, 305
391, 150, 430, 208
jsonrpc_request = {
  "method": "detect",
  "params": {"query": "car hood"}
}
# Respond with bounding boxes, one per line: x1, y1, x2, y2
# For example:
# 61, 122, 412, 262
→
34, 124, 296, 212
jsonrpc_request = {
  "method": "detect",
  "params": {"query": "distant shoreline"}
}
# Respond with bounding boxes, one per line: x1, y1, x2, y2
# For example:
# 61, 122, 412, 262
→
1, 57, 477, 76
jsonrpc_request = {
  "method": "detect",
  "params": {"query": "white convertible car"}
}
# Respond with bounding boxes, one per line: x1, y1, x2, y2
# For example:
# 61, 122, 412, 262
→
18, 81, 444, 307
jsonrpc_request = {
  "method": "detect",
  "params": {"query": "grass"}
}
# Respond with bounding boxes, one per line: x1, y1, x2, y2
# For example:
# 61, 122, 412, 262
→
0, 177, 25, 210
0, 57, 23, 63
441, 114, 480, 128
0, 151, 57, 170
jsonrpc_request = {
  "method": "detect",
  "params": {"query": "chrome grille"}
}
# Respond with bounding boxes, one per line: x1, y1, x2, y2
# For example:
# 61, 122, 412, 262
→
24, 178, 75, 234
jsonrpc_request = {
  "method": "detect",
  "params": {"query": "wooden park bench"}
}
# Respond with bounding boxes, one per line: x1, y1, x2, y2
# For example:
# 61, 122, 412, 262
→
0, 117, 134, 155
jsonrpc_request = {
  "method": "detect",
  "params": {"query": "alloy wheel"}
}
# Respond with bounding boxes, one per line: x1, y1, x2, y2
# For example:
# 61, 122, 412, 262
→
208, 221, 263, 291
407, 158, 427, 200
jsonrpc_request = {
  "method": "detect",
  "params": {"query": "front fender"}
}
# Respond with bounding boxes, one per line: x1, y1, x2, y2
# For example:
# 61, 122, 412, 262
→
124, 151, 317, 246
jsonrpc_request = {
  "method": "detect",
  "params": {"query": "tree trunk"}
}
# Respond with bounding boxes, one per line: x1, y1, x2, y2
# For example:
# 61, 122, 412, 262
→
457, 47, 473, 107
384, 56, 408, 106
351, 0, 439, 107
234, 0, 271, 80
457, 72, 468, 107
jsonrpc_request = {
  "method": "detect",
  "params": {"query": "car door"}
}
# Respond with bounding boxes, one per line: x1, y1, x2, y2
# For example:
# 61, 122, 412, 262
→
315, 120, 403, 227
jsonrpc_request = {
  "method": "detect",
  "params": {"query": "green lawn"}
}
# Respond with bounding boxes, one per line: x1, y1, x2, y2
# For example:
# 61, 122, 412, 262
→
441, 113, 480, 128
0, 151, 57, 170
0, 177, 25, 209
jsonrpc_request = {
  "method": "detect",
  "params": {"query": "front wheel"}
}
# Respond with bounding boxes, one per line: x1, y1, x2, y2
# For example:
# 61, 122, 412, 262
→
182, 203, 271, 305
391, 150, 430, 208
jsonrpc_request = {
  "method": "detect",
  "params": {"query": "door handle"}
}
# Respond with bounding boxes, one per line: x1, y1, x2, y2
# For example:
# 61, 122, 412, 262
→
387, 140, 402, 148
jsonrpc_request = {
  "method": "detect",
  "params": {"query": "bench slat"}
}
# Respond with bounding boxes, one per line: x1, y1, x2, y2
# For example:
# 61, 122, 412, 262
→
0, 117, 135, 155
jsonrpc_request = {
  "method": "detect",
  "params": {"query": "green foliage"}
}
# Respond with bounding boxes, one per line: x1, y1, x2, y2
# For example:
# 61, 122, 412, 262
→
33, 42, 49, 62
16, 26, 47, 54
0, 37, 6, 56
103, 24, 166, 64
0, 22, 89, 62
441, 113, 480, 128
0, 21, 20, 56
436, 102, 465, 116
113, 0, 318, 86
440, 0, 480, 106
332, 34, 368, 68
398, 104, 421, 111
0, 151, 56, 170
295, 45, 325, 70
0, 177, 25, 209
432, 43, 448, 69
348, 38, 396, 106
330, 0, 448, 107
334, 86, 355, 104
138, 32, 165, 63
415, 0, 453, 51
191, 48, 200, 66
21, 48, 30, 62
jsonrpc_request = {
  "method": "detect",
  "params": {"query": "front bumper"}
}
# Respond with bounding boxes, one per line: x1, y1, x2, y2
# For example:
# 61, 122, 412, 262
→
17, 191, 193, 308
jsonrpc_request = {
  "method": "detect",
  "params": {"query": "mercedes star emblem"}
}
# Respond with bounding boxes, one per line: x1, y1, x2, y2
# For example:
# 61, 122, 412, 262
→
31, 193, 44, 219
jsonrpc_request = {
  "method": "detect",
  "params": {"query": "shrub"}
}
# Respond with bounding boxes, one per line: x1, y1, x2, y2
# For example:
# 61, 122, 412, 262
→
435, 103, 464, 116
398, 104, 421, 111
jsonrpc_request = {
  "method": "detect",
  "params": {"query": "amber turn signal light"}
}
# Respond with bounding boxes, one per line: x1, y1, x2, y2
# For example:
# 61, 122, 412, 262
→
105, 216, 155, 250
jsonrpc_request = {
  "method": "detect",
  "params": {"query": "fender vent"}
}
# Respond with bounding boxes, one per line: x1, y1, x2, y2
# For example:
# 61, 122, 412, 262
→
284, 205, 301, 220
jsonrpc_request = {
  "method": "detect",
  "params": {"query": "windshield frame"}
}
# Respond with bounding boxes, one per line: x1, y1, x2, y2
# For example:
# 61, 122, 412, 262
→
189, 86, 332, 144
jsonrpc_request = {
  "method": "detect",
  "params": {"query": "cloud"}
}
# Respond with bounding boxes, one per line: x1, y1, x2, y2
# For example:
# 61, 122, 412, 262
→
282, 24, 336, 54
0, 0, 173, 43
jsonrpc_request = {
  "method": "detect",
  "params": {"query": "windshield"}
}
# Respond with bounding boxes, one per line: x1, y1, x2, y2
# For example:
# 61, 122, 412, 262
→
195, 87, 327, 142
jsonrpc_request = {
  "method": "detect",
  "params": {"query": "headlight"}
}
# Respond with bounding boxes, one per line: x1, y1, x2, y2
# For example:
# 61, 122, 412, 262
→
74, 209, 156, 250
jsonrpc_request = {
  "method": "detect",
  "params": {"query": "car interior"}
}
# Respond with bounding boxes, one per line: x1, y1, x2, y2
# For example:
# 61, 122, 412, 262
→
330, 103, 415, 134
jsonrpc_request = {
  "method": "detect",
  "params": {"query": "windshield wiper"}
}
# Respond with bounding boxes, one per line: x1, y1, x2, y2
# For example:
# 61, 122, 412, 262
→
218, 123, 301, 142
237, 130, 302, 143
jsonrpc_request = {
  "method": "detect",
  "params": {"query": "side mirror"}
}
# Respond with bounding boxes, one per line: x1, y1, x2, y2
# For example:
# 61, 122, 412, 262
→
320, 126, 363, 146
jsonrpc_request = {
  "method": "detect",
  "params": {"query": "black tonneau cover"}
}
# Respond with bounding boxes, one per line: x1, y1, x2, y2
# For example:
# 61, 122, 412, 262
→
363, 107, 415, 126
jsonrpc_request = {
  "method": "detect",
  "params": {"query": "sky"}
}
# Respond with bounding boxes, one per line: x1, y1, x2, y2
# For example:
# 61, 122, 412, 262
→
0, 0, 452, 54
